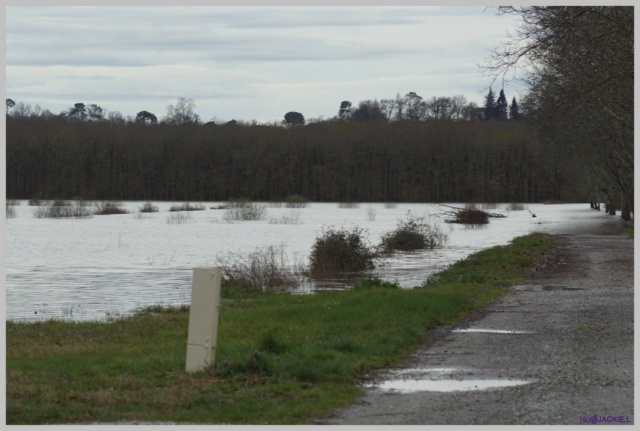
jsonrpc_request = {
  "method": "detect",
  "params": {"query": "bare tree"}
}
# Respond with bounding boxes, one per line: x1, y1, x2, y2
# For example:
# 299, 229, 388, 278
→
163, 97, 200, 125
484, 6, 633, 220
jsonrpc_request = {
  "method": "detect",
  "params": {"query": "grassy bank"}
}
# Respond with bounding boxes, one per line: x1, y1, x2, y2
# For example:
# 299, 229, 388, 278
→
6, 233, 555, 425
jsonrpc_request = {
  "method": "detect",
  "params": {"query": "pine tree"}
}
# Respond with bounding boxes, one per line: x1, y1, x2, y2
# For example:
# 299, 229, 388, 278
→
509, 96, 521, 120
496, 89, 508, 120
483, 88, 496, 120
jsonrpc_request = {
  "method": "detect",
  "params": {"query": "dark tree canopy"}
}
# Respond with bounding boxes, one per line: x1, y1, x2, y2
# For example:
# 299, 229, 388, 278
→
338, 101, 352, 119
351, 100, 387, 123
136, 110, 158, 125
283, 111, 305, 126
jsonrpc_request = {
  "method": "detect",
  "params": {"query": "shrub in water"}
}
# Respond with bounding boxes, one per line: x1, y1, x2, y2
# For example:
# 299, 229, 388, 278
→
284, 194, 309, 208
166, 212, 194, 224
338, 202, 359, 209
221, 244, 300, 292
33, 199, 92, 218
169, 202, 205, 212
6, 203, 16, 219
379, 211, 447, 253
223, 198, 267, 221
507, 202, 526, 211
94, 201, 129, 215
308, 226, 375, 278
139, 201, 159, 213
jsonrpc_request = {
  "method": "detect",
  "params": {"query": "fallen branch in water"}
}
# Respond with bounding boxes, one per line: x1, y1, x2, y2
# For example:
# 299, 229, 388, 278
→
438, 204, 506, 225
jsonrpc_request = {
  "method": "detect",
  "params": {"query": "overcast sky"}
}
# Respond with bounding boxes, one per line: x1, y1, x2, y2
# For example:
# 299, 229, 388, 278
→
5, 5, 526, 123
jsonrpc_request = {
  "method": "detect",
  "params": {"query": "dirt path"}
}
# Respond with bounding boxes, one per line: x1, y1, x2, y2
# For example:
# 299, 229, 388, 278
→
316, 234, 634, 425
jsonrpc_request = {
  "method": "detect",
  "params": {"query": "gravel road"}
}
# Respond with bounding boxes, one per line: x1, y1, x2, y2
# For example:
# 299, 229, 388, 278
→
317, 233, 634, 425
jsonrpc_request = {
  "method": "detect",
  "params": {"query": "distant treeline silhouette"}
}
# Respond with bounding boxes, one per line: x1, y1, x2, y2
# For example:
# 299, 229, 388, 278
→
6, 115, 586, 203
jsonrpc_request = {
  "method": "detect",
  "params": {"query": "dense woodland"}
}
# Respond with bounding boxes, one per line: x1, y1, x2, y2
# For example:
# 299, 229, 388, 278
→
6, 114, 583, 204
5, 7, 633, 218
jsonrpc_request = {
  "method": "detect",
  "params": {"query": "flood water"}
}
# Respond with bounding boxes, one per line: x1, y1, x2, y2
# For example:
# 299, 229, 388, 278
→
4, 201, 624, 322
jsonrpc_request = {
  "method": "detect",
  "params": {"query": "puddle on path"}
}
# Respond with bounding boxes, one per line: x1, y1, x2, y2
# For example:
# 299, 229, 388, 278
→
511, 284, 584, 292
373, 379, 532, 394
369, 367, 533, 394
452, 328, 533, 334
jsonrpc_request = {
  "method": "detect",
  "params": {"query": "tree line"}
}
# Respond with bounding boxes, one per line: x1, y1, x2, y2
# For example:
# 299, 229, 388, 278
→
6, 113, 584, 204
6, 86, 523, 128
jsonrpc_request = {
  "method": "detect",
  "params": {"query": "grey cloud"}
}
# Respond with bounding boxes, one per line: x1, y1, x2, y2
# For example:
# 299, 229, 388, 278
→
8, 10, 419, 68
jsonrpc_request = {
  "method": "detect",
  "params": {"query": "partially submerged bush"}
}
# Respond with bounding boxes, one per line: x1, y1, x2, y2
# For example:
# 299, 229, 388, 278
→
454, 208, 489, 225
308, 226, 375, 278
169, 202, 206, 212
28, 197, 46, 206
480, 202, 498, 210
94, 201, 129, 215
139, 201, 159, 213
6, 203, 16, 219
440, 204, 490, 226
379, 211, 447, 253
507, 202, 526, 211
166, 212, 194, 224
222, 244, 301, 293
268, 210, 302, 225
284, 194, 309, 208
33, 199, 92, 218
338, 202, 359, 209
223, 199, 267, 221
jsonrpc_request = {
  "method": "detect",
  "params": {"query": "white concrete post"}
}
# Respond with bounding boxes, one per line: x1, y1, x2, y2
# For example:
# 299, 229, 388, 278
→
185, 267, 222, 373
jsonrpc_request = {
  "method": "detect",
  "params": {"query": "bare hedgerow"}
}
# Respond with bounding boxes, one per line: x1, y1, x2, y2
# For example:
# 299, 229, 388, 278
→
308, 226, 376, 279
379, 211, 447, 254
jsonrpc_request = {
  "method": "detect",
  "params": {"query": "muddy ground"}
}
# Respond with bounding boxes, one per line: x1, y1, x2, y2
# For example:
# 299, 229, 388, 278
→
316, 233, 634, 425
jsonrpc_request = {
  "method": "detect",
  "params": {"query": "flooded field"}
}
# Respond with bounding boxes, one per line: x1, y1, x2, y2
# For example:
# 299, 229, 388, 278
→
4, 201, 623, 322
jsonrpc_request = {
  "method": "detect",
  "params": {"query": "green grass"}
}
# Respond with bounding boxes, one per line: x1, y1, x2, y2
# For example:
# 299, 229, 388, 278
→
6, 233, 555, 425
